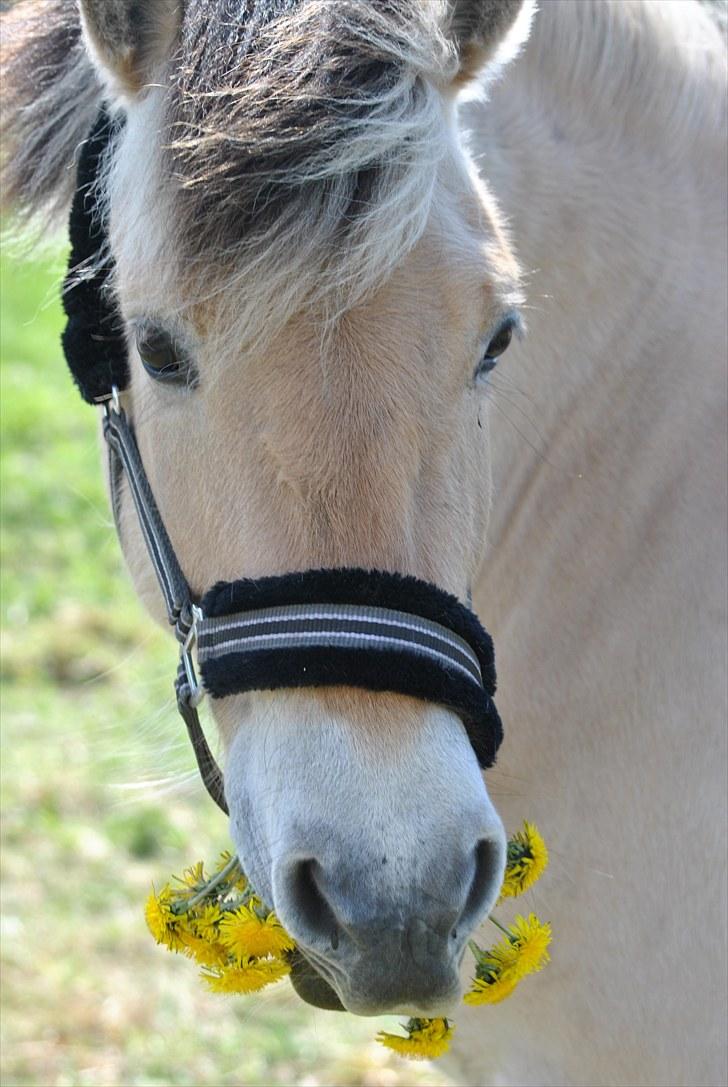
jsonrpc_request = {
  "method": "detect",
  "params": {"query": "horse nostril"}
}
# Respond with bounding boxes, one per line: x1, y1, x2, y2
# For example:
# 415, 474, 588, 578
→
288, 859, 340, 948
456, 837, 506, 935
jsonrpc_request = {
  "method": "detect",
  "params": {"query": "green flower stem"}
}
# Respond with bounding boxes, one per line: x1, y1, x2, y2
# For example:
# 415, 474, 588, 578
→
467, 939, 484, 961
488, 915, 513, 939
179, 855, 241, 912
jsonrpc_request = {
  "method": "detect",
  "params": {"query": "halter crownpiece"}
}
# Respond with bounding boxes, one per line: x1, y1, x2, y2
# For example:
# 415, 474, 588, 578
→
62, 107, 129, 403
62, 106, 504, 814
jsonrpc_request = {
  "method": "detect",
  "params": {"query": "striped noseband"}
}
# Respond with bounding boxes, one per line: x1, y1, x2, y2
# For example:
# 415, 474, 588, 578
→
61, 107, 504, 815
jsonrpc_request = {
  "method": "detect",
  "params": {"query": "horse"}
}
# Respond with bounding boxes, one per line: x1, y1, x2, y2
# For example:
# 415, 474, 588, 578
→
1, 1, 725, 1083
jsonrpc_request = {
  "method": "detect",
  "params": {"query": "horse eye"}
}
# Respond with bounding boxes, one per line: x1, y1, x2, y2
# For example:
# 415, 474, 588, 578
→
135, 324, 188, 383
476, 321, 514, 379
484, 322, 513, 361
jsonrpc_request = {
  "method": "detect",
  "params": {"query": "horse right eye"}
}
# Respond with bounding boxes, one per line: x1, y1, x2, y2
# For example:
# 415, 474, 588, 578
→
135, 324, 189, 384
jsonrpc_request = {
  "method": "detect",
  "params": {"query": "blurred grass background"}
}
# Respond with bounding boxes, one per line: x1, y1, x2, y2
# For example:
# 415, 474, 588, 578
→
0, 241, 456, 1087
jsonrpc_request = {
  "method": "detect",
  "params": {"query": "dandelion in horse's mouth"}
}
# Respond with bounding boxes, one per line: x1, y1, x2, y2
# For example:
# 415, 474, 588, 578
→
499, 820, 549, 900
463, 969, 520, 1006
202, 957, 290, 994
145, 822, 551, 1061
464, 913, 552, 1006
218, 899, 296, 960
144, 854, 293, 996
507, 913, 552, 977
376, 1018, 454, 1060
144, 885, 186, 952
191, 903, 224, 941
177, 931, 229, 969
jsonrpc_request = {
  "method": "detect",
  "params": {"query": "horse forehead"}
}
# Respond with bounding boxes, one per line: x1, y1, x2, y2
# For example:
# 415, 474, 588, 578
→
199, 236, 490, 395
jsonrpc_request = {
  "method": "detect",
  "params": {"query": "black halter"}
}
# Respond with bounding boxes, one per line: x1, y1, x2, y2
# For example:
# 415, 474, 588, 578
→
62, 107, 504, 815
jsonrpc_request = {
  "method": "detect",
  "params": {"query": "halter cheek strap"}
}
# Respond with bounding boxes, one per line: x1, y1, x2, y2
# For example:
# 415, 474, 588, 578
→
62, 106, 505, 816
104, 395, 228, 813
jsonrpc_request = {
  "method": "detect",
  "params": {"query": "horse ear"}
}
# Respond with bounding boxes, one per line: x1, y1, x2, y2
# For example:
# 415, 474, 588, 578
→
444, 0, 533, 87
78, 0, 181, 99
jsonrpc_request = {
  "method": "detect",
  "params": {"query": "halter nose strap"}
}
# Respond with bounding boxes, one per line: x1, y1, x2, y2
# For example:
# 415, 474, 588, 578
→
197, 567, 502, 769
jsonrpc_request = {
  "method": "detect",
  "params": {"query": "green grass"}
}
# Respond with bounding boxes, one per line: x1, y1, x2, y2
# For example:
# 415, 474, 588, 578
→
0, 242, 455, 1087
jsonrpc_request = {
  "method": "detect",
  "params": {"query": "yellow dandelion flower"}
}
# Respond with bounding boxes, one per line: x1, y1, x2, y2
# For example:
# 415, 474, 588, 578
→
464, 912, 551, 1004
180, 860, 206, 889
467, 926, 525, 1008
377, 1018, 454, 1061
473, 930, 521, 976
144, 886, 186, 951
203, 957, 290, 994
500, 821, 549, 900
190, 903, 223, 941
464, 936, 521, 1006
218, 904, 295, 961
508, 913, 552, 977
178, 931, 229, 968
464, 971, 520, 1005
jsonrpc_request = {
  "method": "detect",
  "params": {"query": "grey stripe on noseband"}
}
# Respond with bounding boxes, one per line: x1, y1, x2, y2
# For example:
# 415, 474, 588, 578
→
198, 605, 483, 685
200, 604, 481, 673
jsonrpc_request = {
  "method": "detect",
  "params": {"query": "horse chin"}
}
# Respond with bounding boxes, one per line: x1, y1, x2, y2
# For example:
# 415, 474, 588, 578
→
289, 952, 346, 1011
288, 950, 461, 1017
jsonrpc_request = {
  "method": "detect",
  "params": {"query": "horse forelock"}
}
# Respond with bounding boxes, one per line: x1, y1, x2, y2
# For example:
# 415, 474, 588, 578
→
141, 0, 461, 339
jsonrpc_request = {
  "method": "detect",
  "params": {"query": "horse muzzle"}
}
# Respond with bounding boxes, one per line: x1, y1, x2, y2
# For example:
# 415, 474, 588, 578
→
223, 690, 507, 1017
272, 836, 505, 1016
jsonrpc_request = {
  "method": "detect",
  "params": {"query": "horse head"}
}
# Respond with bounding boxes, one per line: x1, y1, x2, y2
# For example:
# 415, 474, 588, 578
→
76, 0, 531, 1016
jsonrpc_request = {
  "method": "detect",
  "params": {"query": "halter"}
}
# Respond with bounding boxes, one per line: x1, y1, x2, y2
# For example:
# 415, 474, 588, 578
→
62, 107, 504, 815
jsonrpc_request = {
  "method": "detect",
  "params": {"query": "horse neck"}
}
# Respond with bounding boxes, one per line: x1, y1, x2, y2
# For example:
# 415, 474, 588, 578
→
462, 0, 727, 553
453, 13, 726, 1081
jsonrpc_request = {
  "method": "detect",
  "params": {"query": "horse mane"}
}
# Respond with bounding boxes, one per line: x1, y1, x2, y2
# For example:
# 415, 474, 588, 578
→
1, 0, 467, 339
0, 0, 103, 227
2, 0, 723, 238
144, 0, 463, 334
521, 0, 726, 153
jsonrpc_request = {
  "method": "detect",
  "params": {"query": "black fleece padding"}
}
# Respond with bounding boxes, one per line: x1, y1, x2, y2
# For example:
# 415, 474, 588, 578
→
61, 107, 129, 403
201, 567, 503, 767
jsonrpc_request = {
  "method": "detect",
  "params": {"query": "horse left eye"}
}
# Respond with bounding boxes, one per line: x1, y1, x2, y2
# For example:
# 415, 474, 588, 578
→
475, 320, 515, 379
485, 322, 513, 359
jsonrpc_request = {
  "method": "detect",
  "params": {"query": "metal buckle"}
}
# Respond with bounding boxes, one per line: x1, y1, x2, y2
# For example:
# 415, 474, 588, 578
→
97, 385, 122, 416
180, 604, 205, 708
